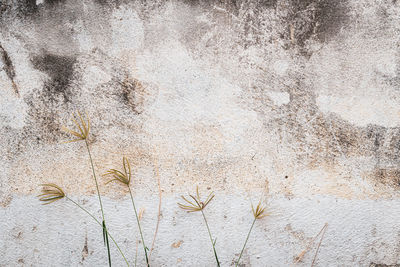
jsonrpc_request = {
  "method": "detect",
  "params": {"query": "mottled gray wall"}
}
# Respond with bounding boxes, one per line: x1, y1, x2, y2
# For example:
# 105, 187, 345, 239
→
1, 0, 400, 266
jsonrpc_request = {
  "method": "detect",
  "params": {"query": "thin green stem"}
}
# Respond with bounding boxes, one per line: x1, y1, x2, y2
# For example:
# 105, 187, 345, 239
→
235, 218, 256, 267
201, 209, 220, 267
84, 139, 111, 266
65, 196, 129, 267
128, 186, 150, 267
85, 140, 105, 220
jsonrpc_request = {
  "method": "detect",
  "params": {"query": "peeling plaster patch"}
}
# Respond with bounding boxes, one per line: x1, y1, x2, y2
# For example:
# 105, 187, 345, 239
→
136, 40, 260, 159
309, 26, 400, 128
317, 94, 400, 127
0, 72, 27, 129
0, 36, 43, 97
273, 60, 289, 76
137, 41, 245, 123
266, 91, 290, 106
289, 167, 356, 198
81, 65, 112, 88
110, 6, 144, 58
0, 92, 26, 129
74, 20, 95, 53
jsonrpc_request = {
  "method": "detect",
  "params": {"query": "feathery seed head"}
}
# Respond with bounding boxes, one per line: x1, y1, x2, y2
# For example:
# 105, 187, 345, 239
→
62, 111, 90, 142
103, 157, 131, 186
38, 183, 65, 205
251, 200, 269, 219
178, 186, 215, 212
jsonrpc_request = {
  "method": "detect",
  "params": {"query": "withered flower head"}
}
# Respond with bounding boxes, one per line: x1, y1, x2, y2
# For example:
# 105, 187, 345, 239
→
103, 157, 131, 186
178, 186, 215, 212
62, 111, 90, 142
251, 200, 269, 219
38, 183, 65, 205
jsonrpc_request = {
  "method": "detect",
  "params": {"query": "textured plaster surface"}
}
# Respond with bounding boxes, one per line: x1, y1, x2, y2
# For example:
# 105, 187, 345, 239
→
1, 0, 400, 266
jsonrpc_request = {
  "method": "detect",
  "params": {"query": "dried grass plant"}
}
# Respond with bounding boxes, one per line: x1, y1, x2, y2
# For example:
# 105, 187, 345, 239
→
62, 111, 112, 266
104, 157, 150, 267
235, 200, 270, 266
36, 110, 290, 266
178, 186, 220, 266
38, 183, 129, 266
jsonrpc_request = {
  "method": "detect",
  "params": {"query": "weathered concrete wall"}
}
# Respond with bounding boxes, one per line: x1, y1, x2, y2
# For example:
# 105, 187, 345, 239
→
1, 0, 400, 266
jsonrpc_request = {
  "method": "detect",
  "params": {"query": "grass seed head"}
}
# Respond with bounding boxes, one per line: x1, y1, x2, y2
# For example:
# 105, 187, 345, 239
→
103, 157, 131, 186
38, 183, 65, 205
62, 111, 90, 142
178, 186, 215, 212
251, 200, 269, 219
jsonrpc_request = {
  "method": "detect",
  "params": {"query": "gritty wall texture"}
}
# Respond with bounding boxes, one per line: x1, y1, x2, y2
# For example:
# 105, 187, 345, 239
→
0, 0, 400, 266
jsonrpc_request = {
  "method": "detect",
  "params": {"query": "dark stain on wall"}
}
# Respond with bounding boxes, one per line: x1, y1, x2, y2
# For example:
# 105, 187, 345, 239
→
373, 168, 400, 188
0, 0, 68, 18
208, 0, 350, 56
23, 97, 66, 144
255, 77, 400, 190
0, 0, 37, 19
13, 52, 79, 145
31, 53, 77, 103
119, 78, 145, 115
217, 0, 277, 13
370, 263, 400, 267
0, 44, 19, 96
44, 0, 65, 4
312, 0, 349, 42
282, 0, 349, 49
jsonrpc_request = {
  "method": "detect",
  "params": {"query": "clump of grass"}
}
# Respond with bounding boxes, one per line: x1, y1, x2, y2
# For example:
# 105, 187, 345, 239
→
235, 200, 270, 267
62, 111, 112, 266
178, 186, 220, 266
37, 184, 129, 266
36, 110, 283, 266
104, 157, 150, 267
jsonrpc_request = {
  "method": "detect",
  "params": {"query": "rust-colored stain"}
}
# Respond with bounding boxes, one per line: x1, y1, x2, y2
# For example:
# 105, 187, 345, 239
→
171, 240, 184, 248
81, 234, 89, 262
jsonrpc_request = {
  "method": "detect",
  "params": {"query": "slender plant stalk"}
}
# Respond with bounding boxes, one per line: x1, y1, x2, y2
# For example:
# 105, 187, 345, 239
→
235, 218, 256, 267
294, 223, 328, 264
85, 140, 105, 221
311, 223, 328, 267
128, 186, 150, 267
148, 157, 161, 263
65, 196, 129, 266
135, 239, 139, 267
200, 209, 220, 267
84, 139, 112, 266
